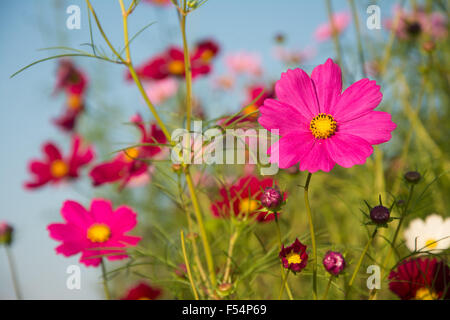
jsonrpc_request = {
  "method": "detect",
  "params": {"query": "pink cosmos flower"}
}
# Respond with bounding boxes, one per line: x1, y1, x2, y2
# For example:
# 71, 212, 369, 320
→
258, 58, 396, 173
385, 6, 448, 41
315, 12, 351, 42
144, 0, 172, 6
145, 78, 178, 105
48, 199, 141, 267
225, 51, 262, 76
25, 135, 95, 189
89, 114, 167, 189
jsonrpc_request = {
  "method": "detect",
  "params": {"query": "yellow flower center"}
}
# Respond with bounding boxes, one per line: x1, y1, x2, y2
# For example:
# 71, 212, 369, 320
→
239, 198, 259, 214
286, 252, 302, 265
242, 104, 259, 119
50, 160, 69, 178
87, 223, 111, 243
124, 147, 139, 162
310, 113, 337, 139
201, 49, 214, 62
425, 238, 438, 249
168, 60, 184, 75
138, 297, 151, 300
67, 94, 82, 111
415, 287, 438, 300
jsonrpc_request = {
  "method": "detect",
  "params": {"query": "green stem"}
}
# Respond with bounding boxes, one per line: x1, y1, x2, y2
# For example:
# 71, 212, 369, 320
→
5, 246, 22, 300
185, 169, 216, 287
321, 276, 333, 300
278, 270, 291, 300
274, 214, 294, 300
325, 0, 343, 69
303, 172, 317, 300
348, 228, 378, 289
348, 0, 366, 78
100, 258, 111, 300
181, 230, 199, 300
180, 13, 193, 131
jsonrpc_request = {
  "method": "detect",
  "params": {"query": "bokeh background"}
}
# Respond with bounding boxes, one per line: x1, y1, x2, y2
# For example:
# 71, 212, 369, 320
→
0, 0, 435, 299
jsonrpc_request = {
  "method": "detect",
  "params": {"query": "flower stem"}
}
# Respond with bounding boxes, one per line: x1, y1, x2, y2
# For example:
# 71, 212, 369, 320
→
180, 13, 193, 131
274, 214, 294, 300
181, 230, 200, 300
5, 246, 22, 300
303, 172, 317, 300
185, 169, 216, 287
100, 258, 111, 300
325, 0, 343, 69
348, 0, 366, 78
223, 230, 239, 284
321, 276, 333, 300
348, 228, 377, 289
117, 0, 172, 141
178, 4, 216, 289
278, 269, 291, 300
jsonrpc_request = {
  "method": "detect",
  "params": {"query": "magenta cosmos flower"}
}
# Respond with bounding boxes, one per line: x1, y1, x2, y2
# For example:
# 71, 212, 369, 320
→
25, 135, 95, 189
258, 59, 396, 173
48, 199, 141, 267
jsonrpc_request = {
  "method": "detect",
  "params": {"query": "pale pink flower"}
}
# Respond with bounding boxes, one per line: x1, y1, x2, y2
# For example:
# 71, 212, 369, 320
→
225, 52, 262, 76
145, 78, 178, 105
315, 12, 351, 42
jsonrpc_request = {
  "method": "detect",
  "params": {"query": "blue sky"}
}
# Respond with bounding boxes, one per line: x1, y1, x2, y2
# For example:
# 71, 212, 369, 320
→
0, 0, 390, 299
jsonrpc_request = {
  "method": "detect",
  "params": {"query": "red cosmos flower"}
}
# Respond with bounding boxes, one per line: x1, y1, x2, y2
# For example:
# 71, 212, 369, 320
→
211, 175, 284, 222
191, 39, 220, 64
121, 282, 162, 300
389, 257, 450, 300
89, 114, 167, 189
54, 59, 88, 96
25, 135, 95, 189
279, 238, 308, 273
130, 41, 219, 82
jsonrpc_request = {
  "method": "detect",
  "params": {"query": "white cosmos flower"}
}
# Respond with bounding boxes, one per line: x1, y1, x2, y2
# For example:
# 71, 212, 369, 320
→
403, 214, 450, 253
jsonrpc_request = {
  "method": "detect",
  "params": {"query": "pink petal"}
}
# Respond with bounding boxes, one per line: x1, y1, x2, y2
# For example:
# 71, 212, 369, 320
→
61, 200, 92, 227
47, 223, 85, 242
90, 198, 113, 223
331, 78, 382, 122
275, 68, 320, 119
299, 140, 335, 173
269, 131, 314, 169
117, 235, 141, 246
258, 99, 310, 136
79, 250, 102, 267
326, 133, 374, 168
43, 143, 63, 161
110, 206, 138, 233
311, 58, 342, 114
338, 111, 396, 144
55, 242, 85, 257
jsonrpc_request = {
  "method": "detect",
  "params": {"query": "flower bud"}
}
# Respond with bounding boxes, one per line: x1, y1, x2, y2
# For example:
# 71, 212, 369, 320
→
260, 187, 283, 211
370, 205, 390, 225
404, 171, 421, 184
323, 251, 346, 276
216, 283, 233, 298
0, 222, 13, 246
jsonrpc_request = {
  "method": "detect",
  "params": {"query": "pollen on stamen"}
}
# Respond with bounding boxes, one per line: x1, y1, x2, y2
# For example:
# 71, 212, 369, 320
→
310, 113, 337, 139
